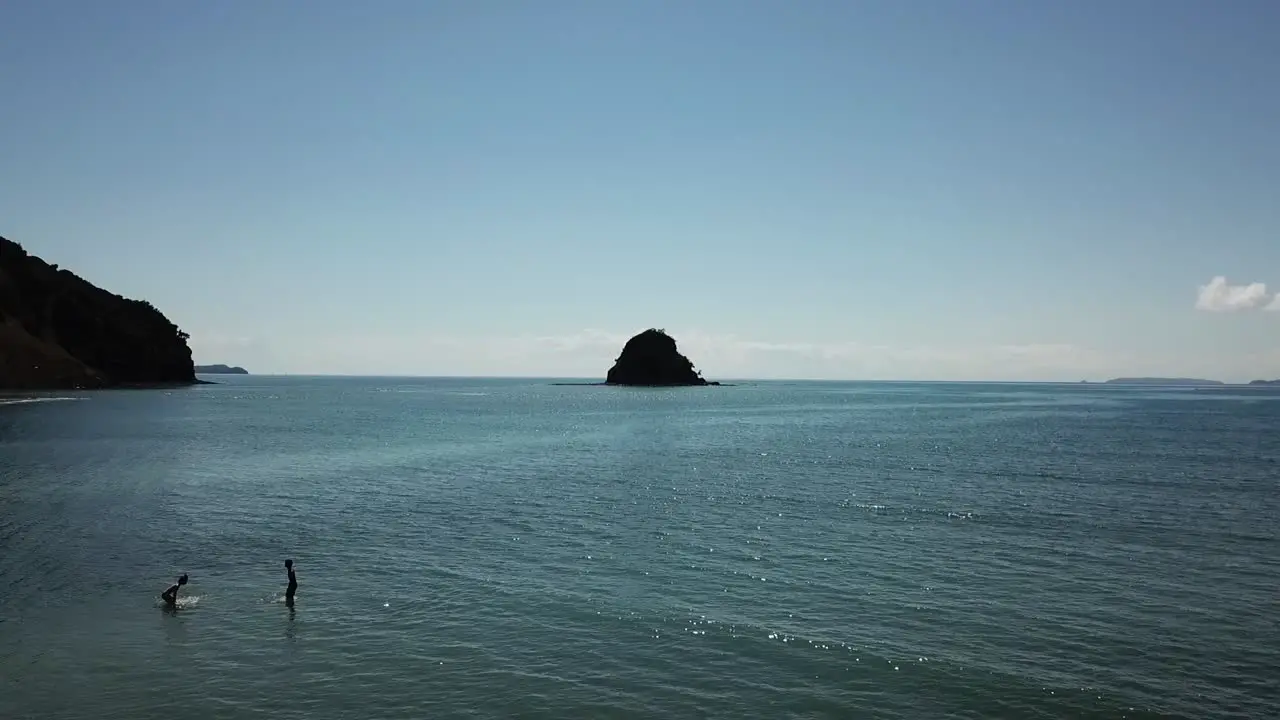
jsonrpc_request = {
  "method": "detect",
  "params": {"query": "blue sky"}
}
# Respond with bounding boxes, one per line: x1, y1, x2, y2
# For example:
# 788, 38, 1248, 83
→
2, 1, 1278, 380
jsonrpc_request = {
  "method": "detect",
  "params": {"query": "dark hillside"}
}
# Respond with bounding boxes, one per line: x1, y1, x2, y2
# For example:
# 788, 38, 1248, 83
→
0, 236, 195, 389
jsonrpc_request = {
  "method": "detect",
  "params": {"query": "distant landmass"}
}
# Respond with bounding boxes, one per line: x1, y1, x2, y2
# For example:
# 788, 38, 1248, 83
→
605, 328, 719, 386
195, 364, 248, 375
0, 236, 196, 389
1104, 377, 1224, 386
1247, 379, 1280, 386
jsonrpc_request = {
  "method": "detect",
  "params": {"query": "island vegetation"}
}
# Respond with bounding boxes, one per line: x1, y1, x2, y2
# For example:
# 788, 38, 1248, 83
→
0, 235, 196, 389
605, 328, 719, 386
195, 364, 249, 375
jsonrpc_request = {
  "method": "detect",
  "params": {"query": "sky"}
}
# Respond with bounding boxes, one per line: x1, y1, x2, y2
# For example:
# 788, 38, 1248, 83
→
2, 1, 1278, 381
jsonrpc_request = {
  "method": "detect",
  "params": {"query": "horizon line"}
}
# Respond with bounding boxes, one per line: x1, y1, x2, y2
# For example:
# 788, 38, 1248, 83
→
194, 373, 1273, 386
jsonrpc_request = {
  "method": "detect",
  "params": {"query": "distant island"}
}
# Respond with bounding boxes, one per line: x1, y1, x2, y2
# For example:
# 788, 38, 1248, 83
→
605, 328, 719, 386
195, 364, 248, 375
1103, 377, 1225, 386
0, 235, 196, 389
1248, 379, 1280, 386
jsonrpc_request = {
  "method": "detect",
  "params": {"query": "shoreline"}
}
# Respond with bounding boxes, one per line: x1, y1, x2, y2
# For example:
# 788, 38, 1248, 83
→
0, 378, 216, 393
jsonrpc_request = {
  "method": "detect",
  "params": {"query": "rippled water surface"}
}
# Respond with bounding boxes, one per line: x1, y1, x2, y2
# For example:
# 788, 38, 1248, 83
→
2, 377, 1277, 719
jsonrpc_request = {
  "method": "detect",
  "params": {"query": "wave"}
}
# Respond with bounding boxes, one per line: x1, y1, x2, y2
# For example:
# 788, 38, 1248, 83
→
0, 396, 86, 406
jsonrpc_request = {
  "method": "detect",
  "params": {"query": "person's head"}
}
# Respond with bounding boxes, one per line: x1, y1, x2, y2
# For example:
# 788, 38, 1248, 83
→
178, 574, 189, 586
284, 559, 293, 569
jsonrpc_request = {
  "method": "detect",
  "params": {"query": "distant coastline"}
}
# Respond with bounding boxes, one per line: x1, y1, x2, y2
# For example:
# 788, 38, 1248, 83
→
195, 364, 249, 375
1102, 377, 1224, 386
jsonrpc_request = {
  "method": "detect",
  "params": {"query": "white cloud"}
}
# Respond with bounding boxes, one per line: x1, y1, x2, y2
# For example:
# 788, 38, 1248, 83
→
182, 325, 1280, 383
1267, 295, 1280, 312
187, 332, 275, 369
268, 329, 1121, 381
1195, 276, 1269, 312
189, 333, 256, 352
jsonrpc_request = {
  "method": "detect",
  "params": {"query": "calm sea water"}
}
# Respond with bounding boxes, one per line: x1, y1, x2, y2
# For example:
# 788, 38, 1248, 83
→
1, 377, 1276, 719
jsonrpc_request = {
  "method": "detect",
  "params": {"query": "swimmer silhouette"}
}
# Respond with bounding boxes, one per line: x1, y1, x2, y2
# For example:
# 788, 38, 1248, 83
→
285, 559, 298, 605
161, 573, 188, 607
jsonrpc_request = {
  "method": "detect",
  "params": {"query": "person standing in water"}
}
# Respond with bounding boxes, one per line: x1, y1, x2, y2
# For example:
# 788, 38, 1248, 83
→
160, 574, 188, 608
284, 559, 298, 604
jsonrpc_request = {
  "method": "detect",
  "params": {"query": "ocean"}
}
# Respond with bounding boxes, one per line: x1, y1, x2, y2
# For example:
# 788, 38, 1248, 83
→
1, 377, 1276, 719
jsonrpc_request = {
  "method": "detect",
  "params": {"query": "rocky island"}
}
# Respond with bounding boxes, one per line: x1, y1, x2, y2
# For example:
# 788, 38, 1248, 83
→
196, 364, 248, 375
0, 235, 196, 389
605, 328, 719, 386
